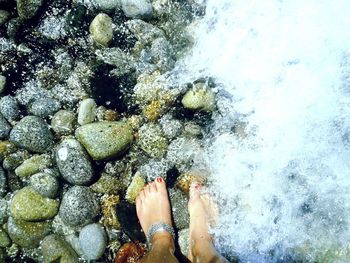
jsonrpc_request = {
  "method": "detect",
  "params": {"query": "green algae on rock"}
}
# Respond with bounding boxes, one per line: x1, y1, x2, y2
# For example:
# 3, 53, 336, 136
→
75, 121, 133, 160
51, 110, 77, 136
9, 116, 54, 153
181, 82, 216, 112
14, 154, 52, 178
41, 234, 79, 263
7, 216, 51, 248
0, 228, 11, 247
17, 0, 44, 20
0, 141, 16, 161
89, 13, 113, 47
91, 174, 120, 195
125, 172, 145, 203
10, 187, 59, 221
29, 172, 59, 198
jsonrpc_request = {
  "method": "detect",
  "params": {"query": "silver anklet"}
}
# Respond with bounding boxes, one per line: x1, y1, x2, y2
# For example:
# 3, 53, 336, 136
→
146, 222, 175, 248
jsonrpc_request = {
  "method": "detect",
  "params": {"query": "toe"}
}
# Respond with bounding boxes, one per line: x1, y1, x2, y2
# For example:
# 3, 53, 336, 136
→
189, 182, 202, 201
139, 189, 146, 201
155, 177, 167, 193
149, 182, 157, 193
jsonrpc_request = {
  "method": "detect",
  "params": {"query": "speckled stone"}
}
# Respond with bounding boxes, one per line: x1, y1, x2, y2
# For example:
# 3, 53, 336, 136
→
14, 154, 52, 177
17, 0, 44, 20
0, 96, 20, 121
0, 114, 11, 139
41, 234, 79, 263
75, 121, 133, 161
59, 186, 99, 227
7, 216, 51, 248
79, 223, 107, 260
9, 116, 53, 153
29, 172, 59, 198
121, 0, 153, 19
89, 13, 113, 47
55, 138, 94, 185
181, 83, 216, 112
51, 110, 76, 136
28, 97, 61, 118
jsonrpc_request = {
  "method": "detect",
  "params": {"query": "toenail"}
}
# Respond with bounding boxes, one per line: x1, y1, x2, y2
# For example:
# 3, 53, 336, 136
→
156, 177, 163, 183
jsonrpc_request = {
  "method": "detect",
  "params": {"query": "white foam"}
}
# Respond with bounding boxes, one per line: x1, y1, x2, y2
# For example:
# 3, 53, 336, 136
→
172, 0, 350, 261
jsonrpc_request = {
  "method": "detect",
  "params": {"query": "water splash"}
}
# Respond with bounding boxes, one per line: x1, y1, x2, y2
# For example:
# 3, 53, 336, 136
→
173, 0, 350, 261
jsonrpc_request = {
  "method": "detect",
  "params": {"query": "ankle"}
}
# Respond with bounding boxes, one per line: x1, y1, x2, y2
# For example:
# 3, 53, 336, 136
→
150, 232, 175, 253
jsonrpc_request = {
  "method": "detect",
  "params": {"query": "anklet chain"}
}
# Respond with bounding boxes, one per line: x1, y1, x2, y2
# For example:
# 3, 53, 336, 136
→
146, 222, 175, 248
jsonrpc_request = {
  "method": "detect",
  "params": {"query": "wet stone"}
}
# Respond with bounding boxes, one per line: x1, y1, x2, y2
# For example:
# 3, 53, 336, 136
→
29, 172, 59, 198
59, 186, 99, 227
0, 228, 11, 247
9, 116, 54, 153
28, 98, 61, 118
7, 216, 51, 248
0, 114, 11, 139
79, 223, 107, 260
0, 10, 9, 27
3, 150, 30, 171
17, 0, 44, 20
14, 153, 52, 178
0, 76, 5, 95
169, 188, 189, 230
10, 186, 59, 221
89, 13, 113, 47
125, 172, 145, 203
0, 96, 20, 122
55, 138, 94, 186
75, 121, 133, 161
121, 0, 153, 19
90, 174, 119, 195
138, 123, 168, 159
0, 200, 8, 224
41, 234, 79, 263
0, 167, 6, 197
77, 98, 97, 125
51, 110, 76, 136
181, 83, 216, 112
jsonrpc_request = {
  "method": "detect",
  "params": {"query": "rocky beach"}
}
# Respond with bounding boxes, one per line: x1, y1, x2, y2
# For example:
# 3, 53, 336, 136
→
0, 0, 214, 262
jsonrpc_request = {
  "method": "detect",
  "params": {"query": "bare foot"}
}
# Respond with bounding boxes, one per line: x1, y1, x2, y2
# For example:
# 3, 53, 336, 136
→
188, 182, 218, 262
136, 177, 174, 250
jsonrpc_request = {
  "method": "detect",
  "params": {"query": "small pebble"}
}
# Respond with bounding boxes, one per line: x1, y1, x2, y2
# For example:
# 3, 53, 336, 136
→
30, 172, 59, 198
121, 0, 153, 19
79, 223, 107, 260
0, 96, 20, 121
0, 76, 5, 94
89, 13, 113, 47
77, 98, 97, 125
51, 110, 76, 136
28, 97, 61, 118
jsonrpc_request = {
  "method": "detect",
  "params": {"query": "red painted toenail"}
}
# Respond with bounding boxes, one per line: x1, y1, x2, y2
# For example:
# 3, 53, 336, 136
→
156, 177, 163, 183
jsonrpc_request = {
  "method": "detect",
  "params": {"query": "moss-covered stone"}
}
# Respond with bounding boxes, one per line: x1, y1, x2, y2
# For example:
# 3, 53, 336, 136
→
89, 13, 113, 47
0, 228, 11, 247
17, 0, 44, 20
41, 234, 79, 263
14, 154, 52, 177
75, 121, 133, 161
10, 187, 59, 221
125, 172, 145, 203
181, 83, 215, 112
3, 150, 30, 171
51, 110, 77, 136
90, 174, 120, 195
138, 123, 168, 158
7, 216, 51, 248
0, 141, 16, 161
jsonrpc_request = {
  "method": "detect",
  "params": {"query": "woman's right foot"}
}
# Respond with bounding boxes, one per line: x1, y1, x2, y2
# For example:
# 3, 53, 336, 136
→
187, 182, 218, 261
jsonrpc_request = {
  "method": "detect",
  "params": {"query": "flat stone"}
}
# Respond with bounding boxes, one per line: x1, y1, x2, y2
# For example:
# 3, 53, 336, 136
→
51, 110, 76, 136
0, 96, 20, 121
59, 186, 99, 227
77, 98, 97, 125
0, 228, 11, 247
41, 234, 79, 263
9, 116, 54, 153
10, 187, 59, 221
89, 13, 113, 47
17, 0, 44, 20
29, 172, 59, 198
14, 154, 52, 177
79, 223, 107, 260
7, 216, 51, 248
55, 138, 94, 185
75, 121, 133, 161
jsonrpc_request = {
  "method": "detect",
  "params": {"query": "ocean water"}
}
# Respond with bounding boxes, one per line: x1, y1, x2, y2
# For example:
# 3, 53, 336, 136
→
172, 0, 350, 261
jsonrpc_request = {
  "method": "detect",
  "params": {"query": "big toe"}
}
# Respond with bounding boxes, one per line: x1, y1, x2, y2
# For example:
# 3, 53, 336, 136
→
155, 177, 167, 193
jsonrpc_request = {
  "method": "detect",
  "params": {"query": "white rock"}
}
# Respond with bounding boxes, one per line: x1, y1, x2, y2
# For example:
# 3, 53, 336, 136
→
77, 98, 97, 125
89, 13, 113, 47
79, 223, 107, 260
121, 0, 153, 19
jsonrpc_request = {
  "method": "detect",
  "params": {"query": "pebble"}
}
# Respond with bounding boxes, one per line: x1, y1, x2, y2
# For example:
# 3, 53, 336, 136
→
17, 0, 44, 20
181, 83, 216, 112
55, 138, 94, 185
89, 13, 113, 47
0, 10, 9, 27
14, 153, 52, 178
77, 98, 97, 125
3, 150, 30, 171
0, 167, 5, 197
90, 174, 119, 194
75, 121, 133, 161
125, 172, 145, 203
29, 172, 59, 198
28, 97, 61, 118
91, 0, 120, 12
0, 75, 5, 94
79, 223, 107, 260
0, 96, 20, 122
0, 114, 11, 139
0, 228, 11, 247
7, 216, 51, 248
59, 186, 99, 227
10, 186, 59, 221
9, 116, 54, 153
121, 0, 153, 19
41, 234, 79, 263
0, 141, 16, 161
138, 123, 168, 158
0, 200, 8, 224
51, 110, 76, 136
